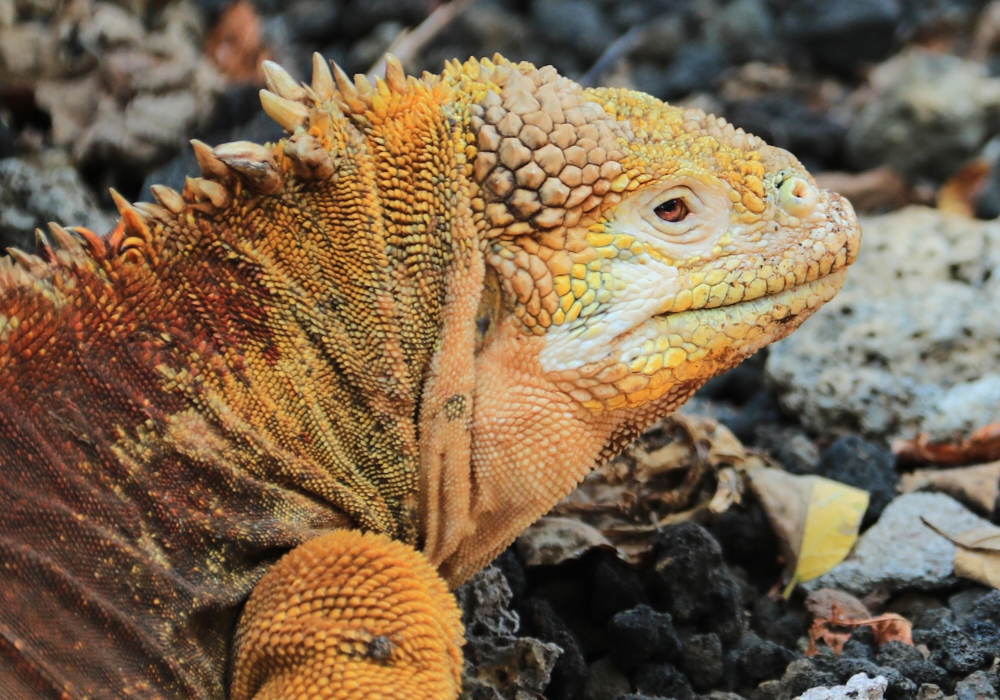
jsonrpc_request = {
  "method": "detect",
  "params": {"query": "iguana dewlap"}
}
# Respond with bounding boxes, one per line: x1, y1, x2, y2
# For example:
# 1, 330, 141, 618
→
0, 54, 860, 699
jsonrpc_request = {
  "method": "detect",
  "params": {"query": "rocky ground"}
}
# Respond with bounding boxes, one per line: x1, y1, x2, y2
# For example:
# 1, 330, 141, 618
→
7, 1, 1000, 699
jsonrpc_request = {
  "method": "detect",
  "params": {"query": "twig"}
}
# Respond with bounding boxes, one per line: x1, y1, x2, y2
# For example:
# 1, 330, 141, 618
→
579, 25, 647, 88
366, 0, 477, 80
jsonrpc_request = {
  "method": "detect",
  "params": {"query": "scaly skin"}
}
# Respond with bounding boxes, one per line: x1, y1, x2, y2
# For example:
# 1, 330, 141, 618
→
0, 54, 860, 699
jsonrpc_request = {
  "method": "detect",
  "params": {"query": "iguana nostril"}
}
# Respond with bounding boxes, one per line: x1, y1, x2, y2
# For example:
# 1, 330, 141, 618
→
778, 176, 818, 217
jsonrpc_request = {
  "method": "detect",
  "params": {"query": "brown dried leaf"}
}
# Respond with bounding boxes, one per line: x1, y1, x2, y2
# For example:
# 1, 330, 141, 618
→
806, 604, 854, 655
632, 441, 690, 481
938, 160, 991, 217
954, 547, 1000, 588
542, 414, 747, 564
807, 604, 913, 656
899, 461, 1000, 515
709, 466, 743, 514
894, 422, 1000, 466
515, 516, 618, 567
868, 614, 914, 647
923, 516, 1000, 589
749, 467, 868, 591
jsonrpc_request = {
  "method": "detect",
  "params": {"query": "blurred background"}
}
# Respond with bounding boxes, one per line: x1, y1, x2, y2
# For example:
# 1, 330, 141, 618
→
2, 0, 999, 252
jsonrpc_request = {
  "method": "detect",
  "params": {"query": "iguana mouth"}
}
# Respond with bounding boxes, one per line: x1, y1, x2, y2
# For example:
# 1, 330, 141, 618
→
653, 268, 848, 329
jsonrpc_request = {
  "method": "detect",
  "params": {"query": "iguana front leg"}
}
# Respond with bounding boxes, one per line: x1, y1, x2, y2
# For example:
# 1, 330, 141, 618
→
230, 529, 464, 700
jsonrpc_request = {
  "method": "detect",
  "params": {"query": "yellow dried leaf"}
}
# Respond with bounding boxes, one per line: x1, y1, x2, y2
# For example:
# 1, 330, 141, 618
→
794, 478, 869, 583
749, 467, 868, 596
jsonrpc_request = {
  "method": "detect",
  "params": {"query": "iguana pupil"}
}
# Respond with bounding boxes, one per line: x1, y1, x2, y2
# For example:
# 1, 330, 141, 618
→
654, 198, 689, 222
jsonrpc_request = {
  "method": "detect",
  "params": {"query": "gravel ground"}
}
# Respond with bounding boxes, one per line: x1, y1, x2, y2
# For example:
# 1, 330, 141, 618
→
6, 1, 1000, 699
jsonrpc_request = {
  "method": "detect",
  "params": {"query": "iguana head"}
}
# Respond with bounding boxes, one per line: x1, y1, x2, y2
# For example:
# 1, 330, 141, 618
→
434, 57, 861, 581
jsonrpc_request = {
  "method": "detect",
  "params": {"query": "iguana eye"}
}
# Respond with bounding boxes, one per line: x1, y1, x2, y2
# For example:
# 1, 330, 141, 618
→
654, 198, 689, 223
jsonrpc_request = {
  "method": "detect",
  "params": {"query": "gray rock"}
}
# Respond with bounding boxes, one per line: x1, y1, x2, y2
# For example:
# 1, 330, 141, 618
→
901, 0, 985, 34
345, 21, 404, 75
755, 424, 821, 475
285, 0, 339, 42
704, 0, 781, 65
803, 493, 982, 596
580, 657, 630, 700
847, 49, 1000, 181
338, 0, 428, 40
767, 206, 1000, 444
816, 437, 897, 527
917, 684, 948, 700
0, 153, 115, 253
780, 0, 900, 74
531, 0, 617, 63
725, 97, 847, 172
955, 671, 999, 700
651, 41, 729, 101
456, 565, 562, 700
797, 673, 888, 700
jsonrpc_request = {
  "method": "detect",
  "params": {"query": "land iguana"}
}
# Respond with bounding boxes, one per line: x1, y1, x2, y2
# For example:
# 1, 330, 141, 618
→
0, 54, 861, 700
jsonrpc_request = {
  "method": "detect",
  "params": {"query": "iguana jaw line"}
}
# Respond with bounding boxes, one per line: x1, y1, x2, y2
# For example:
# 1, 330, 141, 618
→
544, 267, 845, 414
637, 267, 848, 356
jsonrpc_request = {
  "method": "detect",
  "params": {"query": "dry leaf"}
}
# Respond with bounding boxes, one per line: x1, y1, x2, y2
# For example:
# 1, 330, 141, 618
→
899, 461, 1000, 515
749, 467, 869, 594
709, 466, 743, 514
923, 515, 1000, 588
632, 441, 691, 481
542, 414, 747, 563
796, 478, 869, 583
894, 422, 1000, 465
515, 516, 619, 567
937, 160, 991, 216
806, 604, 913, 655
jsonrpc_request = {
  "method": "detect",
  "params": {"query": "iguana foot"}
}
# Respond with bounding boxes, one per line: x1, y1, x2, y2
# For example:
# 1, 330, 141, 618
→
230, 530, 464, 700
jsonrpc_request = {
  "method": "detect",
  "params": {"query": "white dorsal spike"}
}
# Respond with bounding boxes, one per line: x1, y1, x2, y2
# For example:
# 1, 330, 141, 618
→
150, 185, 186, 214
332, 62, 356, 98
185, 177, 230, 210
312, 53, 335, 100
384, 54, 406, 93
110, 189, 151, 242
34, 228, 53, 258
133, 201, 171, 221
191, 139, 230, 182
262, 60, 308, 102
213, 141, 282, 195
48, 223, 84, 256
354, 74, 375, 96
7, 247, 42, 271
260, 89, 310, 132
